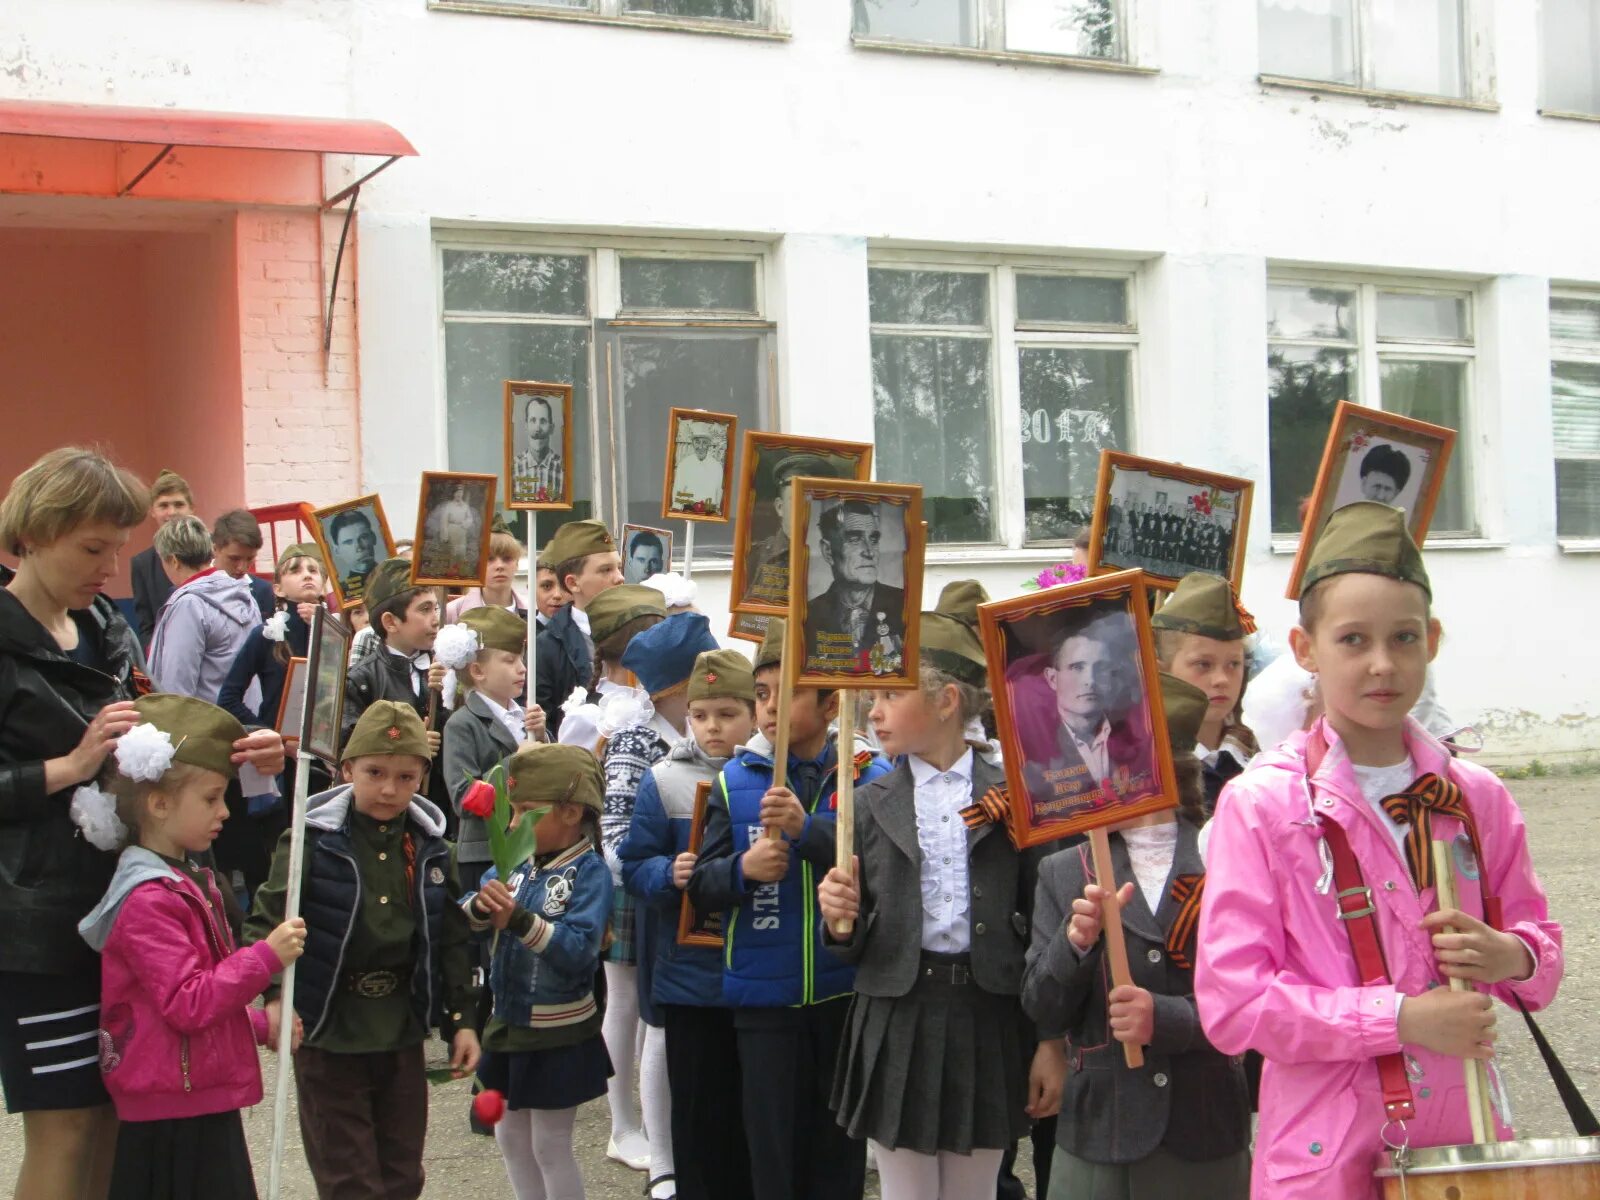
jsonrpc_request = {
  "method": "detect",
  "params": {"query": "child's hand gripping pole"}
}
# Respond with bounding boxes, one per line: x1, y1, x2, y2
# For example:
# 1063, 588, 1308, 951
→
266, 747, 315, 1200
831, 690, 858, 937
1089, 827, 1145, 1069
1431, 838, 1498, 1144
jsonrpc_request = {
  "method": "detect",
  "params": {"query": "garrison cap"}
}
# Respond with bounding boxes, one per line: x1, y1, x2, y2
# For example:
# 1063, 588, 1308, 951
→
342, 701, 431, 763
1302, 501, 1430, 598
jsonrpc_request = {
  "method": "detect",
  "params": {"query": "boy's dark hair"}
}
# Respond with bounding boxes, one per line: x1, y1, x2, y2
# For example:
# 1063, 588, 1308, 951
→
373, 588, 429, 642
552, 554, 590, 594
211, 508, 264, 551
591, 613, 665, 689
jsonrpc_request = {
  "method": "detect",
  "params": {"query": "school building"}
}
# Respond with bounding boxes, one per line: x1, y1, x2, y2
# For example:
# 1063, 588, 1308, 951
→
1, 0, 1597, 757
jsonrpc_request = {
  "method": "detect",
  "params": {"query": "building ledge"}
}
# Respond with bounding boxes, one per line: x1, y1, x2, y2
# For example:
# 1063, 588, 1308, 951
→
1558, 538, 1600, 553
1540, 108, 1600, 125
852, 37, 1157, 77
1272, 536, 1508, 554
429, 1, 789, 42
1258, 74, 1498, 114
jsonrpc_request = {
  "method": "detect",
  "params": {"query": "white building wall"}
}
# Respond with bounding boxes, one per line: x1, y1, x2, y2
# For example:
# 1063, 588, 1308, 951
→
5, 0, 1599, 755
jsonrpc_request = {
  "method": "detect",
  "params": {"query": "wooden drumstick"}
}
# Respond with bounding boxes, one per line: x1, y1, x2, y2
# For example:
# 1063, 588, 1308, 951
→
1090, 826, 1144, 1069
1432, 838, 1497, 1144
832, 690, 858, 938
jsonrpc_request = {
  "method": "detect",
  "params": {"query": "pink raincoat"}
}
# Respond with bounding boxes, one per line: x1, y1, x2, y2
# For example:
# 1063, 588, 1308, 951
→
1196, 718, 1562, 1198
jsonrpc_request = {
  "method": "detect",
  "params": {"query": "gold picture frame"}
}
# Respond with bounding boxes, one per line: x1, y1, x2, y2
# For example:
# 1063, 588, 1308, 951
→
309, 494, 397, 612
504, 380, 575, 511
662, 408, 737, 523
677, 781, 724, 948
412, 471, 499, 589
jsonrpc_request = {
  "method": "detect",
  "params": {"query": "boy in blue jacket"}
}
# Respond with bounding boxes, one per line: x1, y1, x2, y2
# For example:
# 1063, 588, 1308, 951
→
687, 619, 891, 1200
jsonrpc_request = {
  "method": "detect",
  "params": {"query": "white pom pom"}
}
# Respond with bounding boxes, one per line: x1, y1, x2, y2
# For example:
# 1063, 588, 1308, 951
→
114, 723, 177, 783
433, 624, 481, 671
641, 572, 698, 611
597, 686, 655, 738
1242, 651, 1317, 754
562, 686, 590, 716
261, 611, 289, 643
70, 785, 127, 851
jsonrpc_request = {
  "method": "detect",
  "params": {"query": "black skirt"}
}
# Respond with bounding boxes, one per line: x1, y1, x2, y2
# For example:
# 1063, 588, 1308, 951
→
109, 1109, 257, 1200
477, 1035, 613, 1111
0, 967, 110, 1113
831, 957, 1031, 1155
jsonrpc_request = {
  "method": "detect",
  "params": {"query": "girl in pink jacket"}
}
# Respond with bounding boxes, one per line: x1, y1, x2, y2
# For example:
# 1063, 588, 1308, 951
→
72, 694, 305, 1200
1195, 503, 1563, 1200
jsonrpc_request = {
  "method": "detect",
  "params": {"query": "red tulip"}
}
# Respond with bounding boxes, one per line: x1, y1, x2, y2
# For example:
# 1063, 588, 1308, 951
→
461, 780, 496, 820
472, 1089, 506, 1126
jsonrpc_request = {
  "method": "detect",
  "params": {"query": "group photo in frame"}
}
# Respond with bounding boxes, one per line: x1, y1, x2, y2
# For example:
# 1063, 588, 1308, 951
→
1285, 400, 1457, 599
1087, 451, 1253, 592
309, 494, 396, 611
412, 471, 498, 588
504, 380, 575, 510
662, 408, 737, 522
979, 570, 1178, 849
621, 524, 674, 585
677, 782, 723, 948
730, 431, 874, 615
302, 608, 353, 767
789, 479, 924, 689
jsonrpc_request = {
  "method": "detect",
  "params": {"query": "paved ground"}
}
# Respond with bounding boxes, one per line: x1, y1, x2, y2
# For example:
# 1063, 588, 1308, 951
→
1, 775, 1593, 1198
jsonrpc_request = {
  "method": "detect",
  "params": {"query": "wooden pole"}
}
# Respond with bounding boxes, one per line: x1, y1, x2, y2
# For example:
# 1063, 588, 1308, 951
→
1089, 826, 1144, 1069
1432, 839, 1497, 1143
682, 521, 695, 582
267, 749, 313, 1200
525, 510, 538, 710
832, 690, 858, 937
766, 618, 794, 839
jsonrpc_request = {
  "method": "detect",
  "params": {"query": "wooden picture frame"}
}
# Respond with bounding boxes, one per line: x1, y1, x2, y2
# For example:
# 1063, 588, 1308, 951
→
504, 380, 575, 511
1285, 400, 1457, 600
275, 657, 308, 744
676, 781, 724, 948
1087, 451, 1253, 593
788, 479, 924, 690
621, 524, 674, 586
662, 408, 737, 523
728, 611, 771, 645
301, 607, 353, 768
979, 570, 1178, 849
729, 431, 874, 616
412, 471, 498, 589
310, 494, 396, 612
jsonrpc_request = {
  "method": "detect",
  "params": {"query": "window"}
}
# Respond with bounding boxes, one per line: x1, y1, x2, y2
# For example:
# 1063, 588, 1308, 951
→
869, 259, 1137, 548
1258, 0, 1467, 99
1542, 0, 1600, 115
853, 0, 1124, 61
438, 0, 770, 30
440, 243, 773, 557
1551, 293, 1600, 539
1267, 278, 1476, 537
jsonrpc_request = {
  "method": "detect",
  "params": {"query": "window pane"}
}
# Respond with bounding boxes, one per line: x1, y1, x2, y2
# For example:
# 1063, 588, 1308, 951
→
442, 251, 589, 316
869, 268, 989, 327
619, 258, 757, 313
1258, 0, 1357, 85
612, 332, 765, 557
1379, 358, 1470, 533
1005, 0, 1120, 59
1016, 274, 1128, 325
1551, 297, 1600, 344
1267, 345, 1355, 533
853, 0, 978, 47
445, 322, 593, 547
1543, 0, 1600, 113
1369, 0, 1464, 97
625, 0, 756, 20
1557, 459, 1600, 538
1019, 348, 1130, 542
871, 334, 995, 542
1267, 285, 1355, 341
1553, 361, 1600, 457
1376, 292, 1469, 342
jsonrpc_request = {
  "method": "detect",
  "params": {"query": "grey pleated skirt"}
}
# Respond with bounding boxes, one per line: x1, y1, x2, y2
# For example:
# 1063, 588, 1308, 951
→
830, 955, 1030, 1155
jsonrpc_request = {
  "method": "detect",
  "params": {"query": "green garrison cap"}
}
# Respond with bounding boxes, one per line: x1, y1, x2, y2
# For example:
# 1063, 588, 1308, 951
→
490, 512, 515, 537
1152, 573, 1250, 641
920, 580, 990, 688
754, 617, 787, 673
538, 520, 617, 571
342, 701, 431, 763
131, 695, 246, 779
461, 606, 527, 656
1302, 501, 1431, 598
364, 558, 420, 615
771, 452, 846, 487
1159, 674, 1209, 756
275, 542, 326, 576
586, 584, 667, 646
687, 648, 756, 704
506, 744, 605, 814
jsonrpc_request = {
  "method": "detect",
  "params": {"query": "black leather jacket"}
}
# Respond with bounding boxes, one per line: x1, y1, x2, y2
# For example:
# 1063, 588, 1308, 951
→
0, 565, 146, 974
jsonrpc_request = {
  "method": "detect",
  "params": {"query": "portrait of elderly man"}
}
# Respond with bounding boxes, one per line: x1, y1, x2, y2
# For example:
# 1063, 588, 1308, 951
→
513, 391, 564, 504
328, 508, 379, 599
670, 421, 726, 515
801, 499, 906, 675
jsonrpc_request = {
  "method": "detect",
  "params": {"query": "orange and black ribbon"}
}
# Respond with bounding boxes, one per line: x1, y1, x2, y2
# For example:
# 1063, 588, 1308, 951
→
959, 785, 1011, 833
851, 749, 875, 780
1165, 873, 1206, 971
403, 831, 417, 897
1230, 586, 1258, 636
1379, 773, 1500, 925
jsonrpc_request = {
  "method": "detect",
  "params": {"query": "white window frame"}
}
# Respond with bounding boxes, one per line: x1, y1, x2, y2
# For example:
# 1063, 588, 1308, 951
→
428, 0, 787, 39
1551, 288, 1600, 550
1267, 271, 1483, 548
1538, 2, 1600, 121
867, 249, 1141, 561
852, 0, 1157, 74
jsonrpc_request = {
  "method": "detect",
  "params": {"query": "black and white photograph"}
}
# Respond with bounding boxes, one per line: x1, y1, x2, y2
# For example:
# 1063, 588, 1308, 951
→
663, 408, 737, 522
1333, 439, 1425, 512
621, 524, 673, 585
504, 380, 574, 510
790, 480, 922, 689
310, 493, 396, 611
1087, 451, 1253, 591
412, 470, 497, 587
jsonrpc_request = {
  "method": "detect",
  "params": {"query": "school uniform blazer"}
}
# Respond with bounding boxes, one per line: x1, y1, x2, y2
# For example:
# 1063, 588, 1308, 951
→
1021, 823, 1249, 1167
440, 690, 523, 867
827, 756, 1049, 1000
534, 605, 589, 740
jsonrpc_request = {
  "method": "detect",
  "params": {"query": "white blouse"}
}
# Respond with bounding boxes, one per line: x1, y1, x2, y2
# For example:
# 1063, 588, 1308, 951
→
910, 751, 975, 954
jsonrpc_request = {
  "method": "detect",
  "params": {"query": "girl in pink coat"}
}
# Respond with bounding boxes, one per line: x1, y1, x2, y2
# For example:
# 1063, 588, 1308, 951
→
1195, 503, 1563, 1200
72, 694, 305, 1200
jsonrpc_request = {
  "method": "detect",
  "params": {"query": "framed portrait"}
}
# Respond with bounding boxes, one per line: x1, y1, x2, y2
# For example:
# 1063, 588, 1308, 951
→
503, 380, 575, 511
662, 408, 737, 523
301, 607, 353, 768
730, 432, 874, 616
979, 570, 1178, 849
275, 657, 308, 744
1087, 452, 1253, 593
621, 524, 674, 585
728, 611, 771, 645
310, 494, 396, 612
412, 471, 498, 588
1285, 401, 1457, 600
677, 781, 724, 948
788, 479, 924, 690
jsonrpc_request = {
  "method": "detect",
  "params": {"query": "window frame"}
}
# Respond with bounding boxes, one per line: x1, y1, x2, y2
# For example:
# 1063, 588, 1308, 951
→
851, 0, 1154, 73
1538, 0, 1600, 120
428, 0, 788, 39
867, 249, 1142, 560
1550, 287, 1600, 550
1267, 270, 1483, 547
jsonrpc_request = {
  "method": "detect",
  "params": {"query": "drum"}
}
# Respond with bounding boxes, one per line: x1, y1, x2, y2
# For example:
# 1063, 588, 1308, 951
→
1376, 1137, 1600, 1199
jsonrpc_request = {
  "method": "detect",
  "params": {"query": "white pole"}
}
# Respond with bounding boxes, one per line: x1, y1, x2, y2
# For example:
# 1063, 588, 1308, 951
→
526, 510, 538, 703
682, 521, 695, 581
266, 749, 313, 1200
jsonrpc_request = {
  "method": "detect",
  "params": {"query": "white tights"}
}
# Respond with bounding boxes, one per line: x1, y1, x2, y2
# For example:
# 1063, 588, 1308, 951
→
870, 1140, 1005, 1200
641, 1023, 674, 1187
496, 1107, 585, 1200
602, 962, 643, 1137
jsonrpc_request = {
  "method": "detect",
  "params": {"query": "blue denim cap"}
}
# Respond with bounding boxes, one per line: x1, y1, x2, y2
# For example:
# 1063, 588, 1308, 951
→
621, 611, 721, 696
